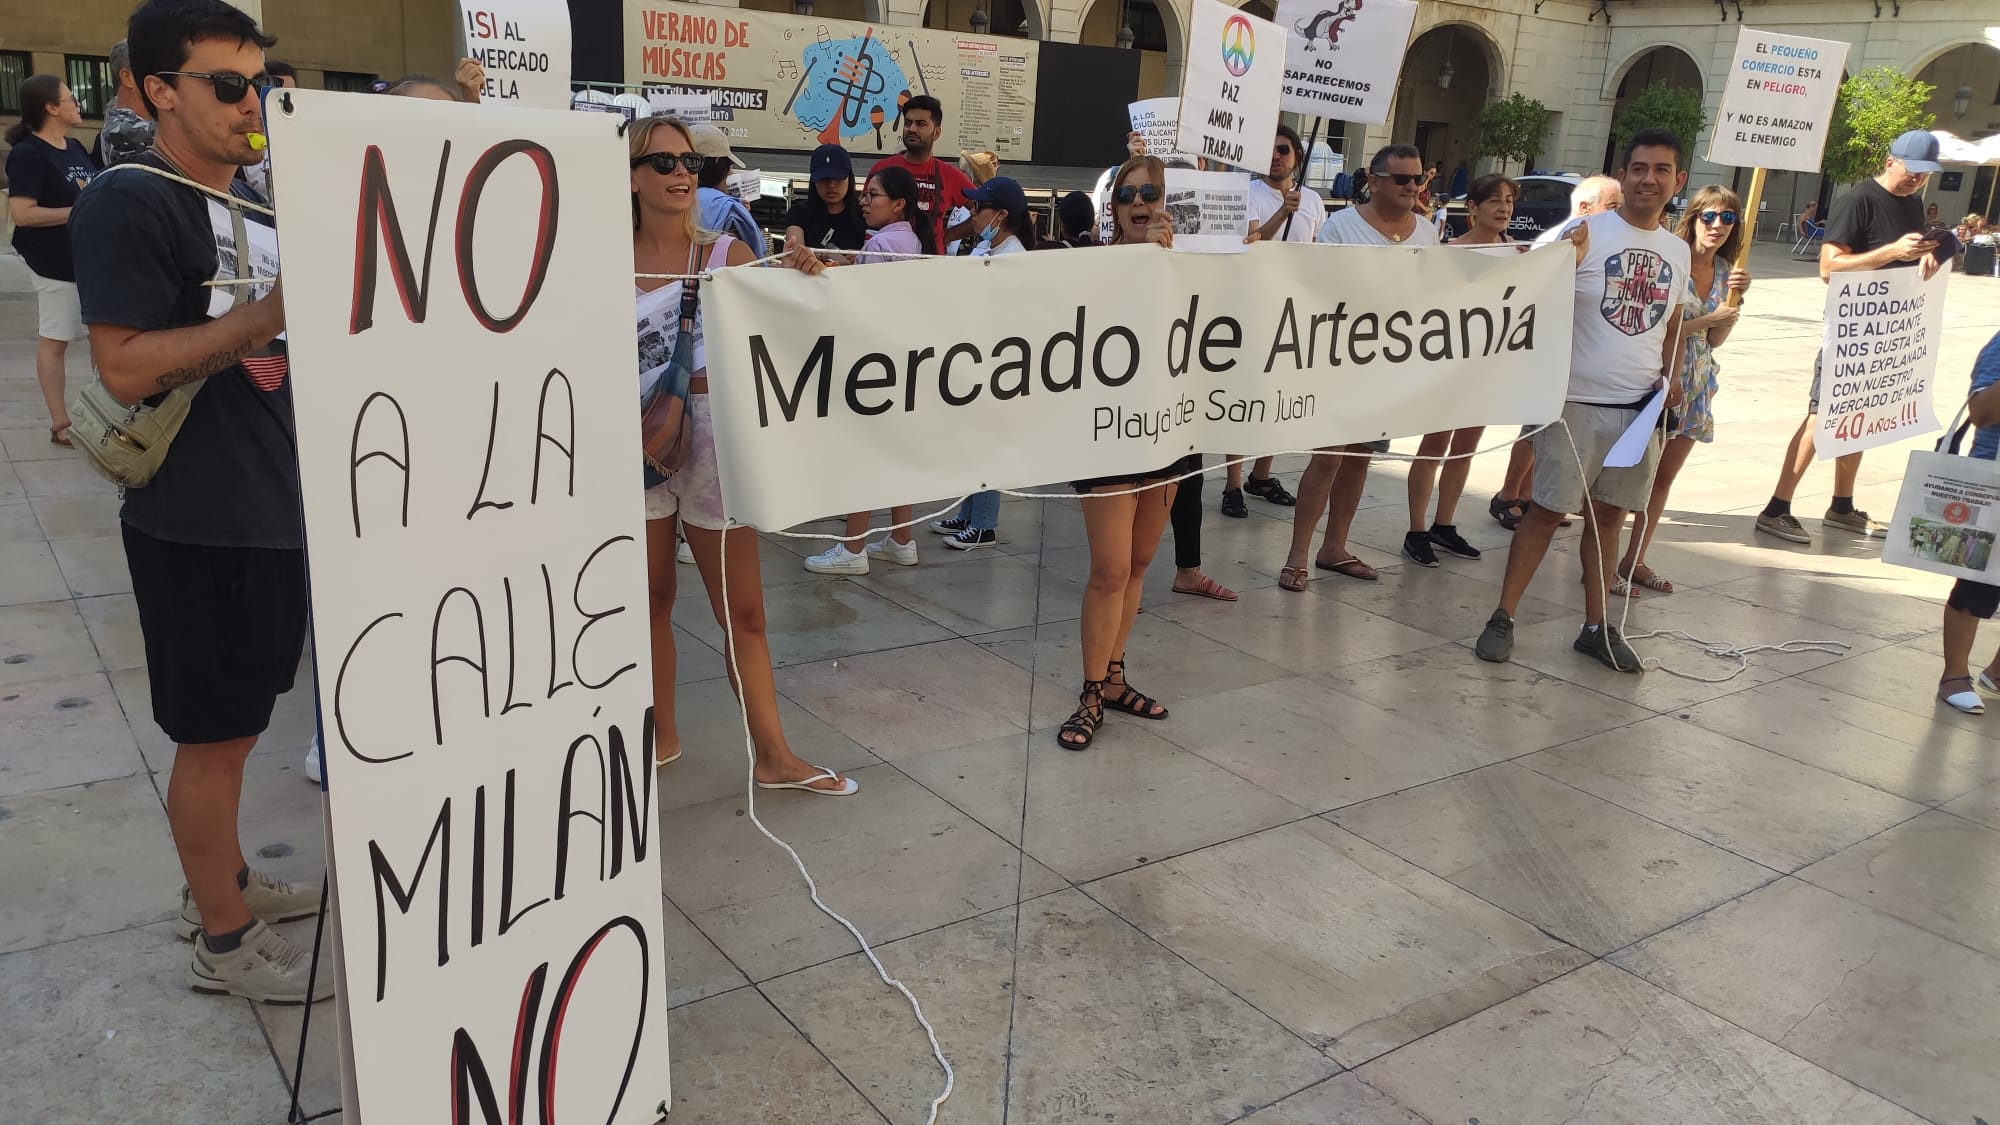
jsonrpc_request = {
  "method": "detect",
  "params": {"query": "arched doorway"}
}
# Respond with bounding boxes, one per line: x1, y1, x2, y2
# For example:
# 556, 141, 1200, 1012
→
922, 0, 1046, 39
1391, 23, 1500, 176
1239, 0, 1275, 20
1914, 42, 2000, 223
1077, 0, 1183, 98
1602, 45, 1703, 173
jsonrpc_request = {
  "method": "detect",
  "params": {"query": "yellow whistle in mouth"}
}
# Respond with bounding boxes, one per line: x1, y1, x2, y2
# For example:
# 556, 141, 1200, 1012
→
248, 132, 267, 151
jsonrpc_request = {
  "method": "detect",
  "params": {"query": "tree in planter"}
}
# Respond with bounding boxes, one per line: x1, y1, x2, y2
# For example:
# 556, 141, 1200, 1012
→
1822, 67, 1936, 184
1473, 93, 1555, 174
1612, 82, 1707, 158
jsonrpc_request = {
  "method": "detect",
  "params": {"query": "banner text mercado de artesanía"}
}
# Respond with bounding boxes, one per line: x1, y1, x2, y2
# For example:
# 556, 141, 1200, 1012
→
704, 242, 1574, 529
624, 1, 1038, 158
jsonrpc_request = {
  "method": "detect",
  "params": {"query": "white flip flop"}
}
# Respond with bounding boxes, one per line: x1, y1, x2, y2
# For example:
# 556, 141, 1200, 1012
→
655, 747, 682, 768
1940, 677, 1985, 715
756, 767, 859, 796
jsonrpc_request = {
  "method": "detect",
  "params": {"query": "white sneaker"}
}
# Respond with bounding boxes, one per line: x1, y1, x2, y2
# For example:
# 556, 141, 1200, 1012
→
676, 537, 694, 565
190, 920, 333, 1004
804, 543, 870, 574
303, 734, 322, 784
865, 537, 919, 566
176, 871, 323, 941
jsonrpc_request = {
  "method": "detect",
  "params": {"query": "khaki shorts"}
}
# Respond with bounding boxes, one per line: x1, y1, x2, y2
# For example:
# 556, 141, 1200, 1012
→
1528, 400, 1658, 515
643, 394, 726, 530
32, 275, 83, 342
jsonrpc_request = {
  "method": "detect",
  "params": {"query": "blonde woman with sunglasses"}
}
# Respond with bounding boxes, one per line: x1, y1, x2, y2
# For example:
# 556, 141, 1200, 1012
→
1613, 185, 1751, 596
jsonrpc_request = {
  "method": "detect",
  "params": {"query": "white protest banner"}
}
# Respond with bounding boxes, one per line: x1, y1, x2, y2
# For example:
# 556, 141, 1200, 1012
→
647, 89, 712, 123
1165, 168, 1253, 254
1884, 448, 2000, 581
1273, 0, 1416, 125
1129, 97, 1185, 160
1816, 265, 1947, 459
1706, 27, 1848, 174
266, 88, 668, 1123
1177, 0, 1287, 173
702, 242, 1571, 530
460, 0, 574, 108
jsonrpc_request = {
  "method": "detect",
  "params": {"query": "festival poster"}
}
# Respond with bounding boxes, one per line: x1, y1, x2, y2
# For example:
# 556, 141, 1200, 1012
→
458, 0, 574, 108
1177, 0, 1287, 173
1164, 168, 1253, 254
624, 1, 1039, 157
1706, 26, 1848, 173
1272, 0, 1416, 125
1815, 266, 1948, 459
265, 88, 668, 1123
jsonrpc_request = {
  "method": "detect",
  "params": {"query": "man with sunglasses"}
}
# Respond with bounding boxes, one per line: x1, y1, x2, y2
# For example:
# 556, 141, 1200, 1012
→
70, 0, 323, 1004
1476, 127, 1690, 673
1277, 145, 1440, 590
1756, 130, 1944, 546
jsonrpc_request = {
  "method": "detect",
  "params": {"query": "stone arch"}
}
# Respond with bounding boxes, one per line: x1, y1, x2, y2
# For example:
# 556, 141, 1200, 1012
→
1074, 0, 1187, 95
900, 0, 1052, 39
1389, 20, 1507, 173
1903, 37, 2000, 82
1601, 42, 1705, 102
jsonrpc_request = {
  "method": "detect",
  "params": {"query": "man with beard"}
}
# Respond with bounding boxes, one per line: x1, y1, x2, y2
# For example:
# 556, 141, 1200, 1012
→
870, 94, 976, 248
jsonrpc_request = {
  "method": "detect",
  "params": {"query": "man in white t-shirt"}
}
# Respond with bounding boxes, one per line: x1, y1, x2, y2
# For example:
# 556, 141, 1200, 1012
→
1222, 125, 1326, 516
1278, 144, 1440, 590
1531, 175, 1623, 245
1476, 128, 1691, 673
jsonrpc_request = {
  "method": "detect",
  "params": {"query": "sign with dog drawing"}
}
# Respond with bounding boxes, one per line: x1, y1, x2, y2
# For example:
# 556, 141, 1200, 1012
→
1273, 0, 1417, 124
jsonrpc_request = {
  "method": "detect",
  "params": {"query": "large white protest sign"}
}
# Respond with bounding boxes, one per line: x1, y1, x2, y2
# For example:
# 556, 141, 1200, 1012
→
1177, 0, 1286, 173
266, 88, 668, 1124
702, 242, 1572, 529
1129, 98, 1186, 160
1706, 27, 1848, 173
460, 0, 573, 108
1273, 0, 1416, 125
1165, 168, 1253, 254
1816, 266, 1948, 459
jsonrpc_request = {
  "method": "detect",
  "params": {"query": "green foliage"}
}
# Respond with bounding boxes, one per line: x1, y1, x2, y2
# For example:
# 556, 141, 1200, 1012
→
1822, 67, 1936, 184
1473, 93, 1555, 170
1612, 82, 1707, 161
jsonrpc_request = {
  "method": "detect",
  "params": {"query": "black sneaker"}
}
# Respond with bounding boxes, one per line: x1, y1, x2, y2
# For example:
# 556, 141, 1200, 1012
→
929, 515, 969, 535
1428, 523, 1482, 560
1244, 476, 1297, 507
1220, 487, 1249, 518
1475, 609, 1514, 663
1402, 531, 1440, 568
1574, 624, 1642, 673
945, 528, 998, 550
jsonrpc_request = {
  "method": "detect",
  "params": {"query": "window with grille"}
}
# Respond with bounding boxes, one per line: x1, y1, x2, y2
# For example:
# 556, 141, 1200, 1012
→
65, 55, 114, 118
0, 52, 30, 115
323, 71, 380, 94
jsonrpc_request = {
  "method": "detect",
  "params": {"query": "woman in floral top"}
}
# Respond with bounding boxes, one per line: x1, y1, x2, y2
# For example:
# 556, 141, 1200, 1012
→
1613, 184, 1752, 595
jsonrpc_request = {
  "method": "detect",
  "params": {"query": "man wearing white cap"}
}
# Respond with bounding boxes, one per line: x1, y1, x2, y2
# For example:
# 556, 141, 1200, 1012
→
689, 122, 764, 252
1755, 129, 1945, 546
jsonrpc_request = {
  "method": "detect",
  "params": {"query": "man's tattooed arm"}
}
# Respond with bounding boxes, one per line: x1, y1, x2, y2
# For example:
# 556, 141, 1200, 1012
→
155, 341, 254, 392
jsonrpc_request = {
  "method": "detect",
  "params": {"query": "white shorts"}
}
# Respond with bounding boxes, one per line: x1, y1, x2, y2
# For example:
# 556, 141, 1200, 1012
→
1528, 400, 1659, 515
642, 395, 726, 530
32, 275, 83, 342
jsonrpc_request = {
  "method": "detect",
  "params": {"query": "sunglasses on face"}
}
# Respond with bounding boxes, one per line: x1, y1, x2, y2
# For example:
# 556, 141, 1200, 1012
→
1374, 172, 1424, 186
158, 71, 273, 104
1114, 182, 1162, 205
1697, 210, 1739, 226
631, 151, 704, 176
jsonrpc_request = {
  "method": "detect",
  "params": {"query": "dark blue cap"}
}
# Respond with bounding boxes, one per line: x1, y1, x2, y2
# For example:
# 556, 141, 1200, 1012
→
809, 144, 852, 182
965, 176, 1027, 216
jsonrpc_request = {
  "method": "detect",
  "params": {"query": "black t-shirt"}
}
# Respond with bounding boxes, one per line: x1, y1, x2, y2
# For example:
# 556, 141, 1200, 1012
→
1823, 178, 1925, 265
71, 154, 301, 549
6, 135, 98, 281
782, 198, 868, 252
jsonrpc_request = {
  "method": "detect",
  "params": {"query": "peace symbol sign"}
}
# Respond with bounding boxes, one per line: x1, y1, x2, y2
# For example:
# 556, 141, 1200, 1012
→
1221, 15, 1256, 77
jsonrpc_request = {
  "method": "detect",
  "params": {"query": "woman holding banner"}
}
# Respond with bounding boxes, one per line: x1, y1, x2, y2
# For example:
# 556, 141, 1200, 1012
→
1058, 154, 1180, 751
1612, 185, 1752, 597
631, 115, 856, 795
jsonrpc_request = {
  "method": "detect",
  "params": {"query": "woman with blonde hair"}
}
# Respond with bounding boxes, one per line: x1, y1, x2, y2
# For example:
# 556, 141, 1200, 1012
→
1058, 154, 1182, 750
631, 115, 855, 794
1612, 183, 1751, 595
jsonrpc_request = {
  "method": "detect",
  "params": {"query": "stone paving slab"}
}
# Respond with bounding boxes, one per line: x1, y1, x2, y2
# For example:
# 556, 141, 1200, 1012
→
2, 248, 1998, 1123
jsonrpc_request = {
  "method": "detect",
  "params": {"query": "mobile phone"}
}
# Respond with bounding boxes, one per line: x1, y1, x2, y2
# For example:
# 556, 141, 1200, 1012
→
1923, 224, 1959, 263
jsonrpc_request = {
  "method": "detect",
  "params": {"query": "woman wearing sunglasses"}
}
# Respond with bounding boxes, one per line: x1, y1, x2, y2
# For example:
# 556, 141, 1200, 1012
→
630, 115, 855, 795
1401, 173, 1524, 568
1058, 155, 1181, 750
1612, 185, 1751, 596
801, 166, 934, 573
